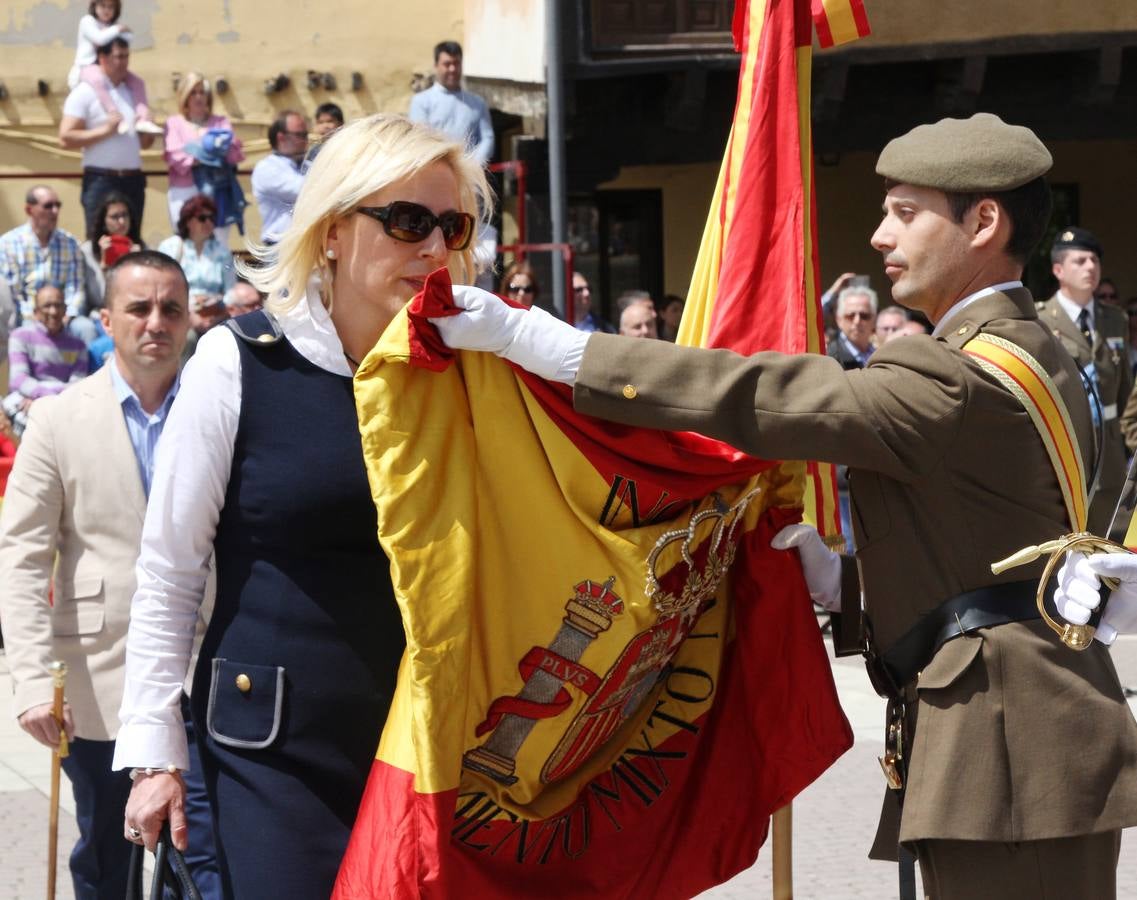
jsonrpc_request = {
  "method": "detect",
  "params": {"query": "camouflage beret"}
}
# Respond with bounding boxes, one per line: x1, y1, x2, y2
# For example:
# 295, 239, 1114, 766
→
876, 113, 1052, 192
1051, 226, 1103, 259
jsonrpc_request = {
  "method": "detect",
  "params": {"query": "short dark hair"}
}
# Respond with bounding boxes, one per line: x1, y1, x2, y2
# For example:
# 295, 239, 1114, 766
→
314, 102, 344, 126
944, 177, 1052, 266
104, 250, 188, 308
95, 36, 130, 57
88, 0, 121, 22
177, 194, 218, 239
434, 41, 463, 63
268, 110, 303, 149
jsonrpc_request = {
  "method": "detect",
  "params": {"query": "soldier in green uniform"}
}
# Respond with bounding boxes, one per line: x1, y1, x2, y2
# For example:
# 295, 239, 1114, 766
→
1036, 227, 1132, 536
433, 113, 1137, 899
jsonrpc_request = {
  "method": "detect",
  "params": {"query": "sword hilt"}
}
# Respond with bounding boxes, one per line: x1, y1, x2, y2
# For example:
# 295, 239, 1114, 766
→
991, 532, 1127, 650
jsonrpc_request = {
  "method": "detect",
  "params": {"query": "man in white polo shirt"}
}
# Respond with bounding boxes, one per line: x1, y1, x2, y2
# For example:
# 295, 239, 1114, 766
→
59, 36, 157, 240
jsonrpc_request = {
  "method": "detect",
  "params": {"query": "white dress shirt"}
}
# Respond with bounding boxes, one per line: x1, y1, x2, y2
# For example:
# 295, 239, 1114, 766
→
1055, 291, 1094, 336
113, 283, 351, 771
930, 281, 1024, 337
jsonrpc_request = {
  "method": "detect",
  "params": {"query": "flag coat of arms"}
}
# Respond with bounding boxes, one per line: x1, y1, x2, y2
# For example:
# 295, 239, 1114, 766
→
334, 0, 868, 895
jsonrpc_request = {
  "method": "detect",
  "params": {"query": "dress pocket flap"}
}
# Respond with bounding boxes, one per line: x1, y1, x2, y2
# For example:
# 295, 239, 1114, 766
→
916, 635, 983, 691
206, 658, 285, 750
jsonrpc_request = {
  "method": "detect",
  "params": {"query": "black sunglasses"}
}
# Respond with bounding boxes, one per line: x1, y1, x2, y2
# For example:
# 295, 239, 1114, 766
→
193, 214, 216, 223
355, 201, 475, 251
508, 283, 536, 294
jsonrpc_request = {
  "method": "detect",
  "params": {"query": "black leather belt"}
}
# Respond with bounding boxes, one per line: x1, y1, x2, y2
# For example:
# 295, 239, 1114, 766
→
84, 166, 143, 177
879, 579, 1045, 689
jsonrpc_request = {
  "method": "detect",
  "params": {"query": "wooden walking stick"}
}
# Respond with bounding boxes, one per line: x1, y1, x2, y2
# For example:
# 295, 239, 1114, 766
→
772, 803, 793, 900
47, 661, 69, 900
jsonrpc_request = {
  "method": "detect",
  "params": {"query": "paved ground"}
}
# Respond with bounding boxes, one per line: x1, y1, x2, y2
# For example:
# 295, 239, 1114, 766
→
2, 638, 1135, 899
0, 650, 79, 900
701, 635, 1137, 899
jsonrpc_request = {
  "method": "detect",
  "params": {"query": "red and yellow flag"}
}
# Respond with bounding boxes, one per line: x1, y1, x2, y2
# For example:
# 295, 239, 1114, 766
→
334, 272, 850, 898
335, 0, 869, 895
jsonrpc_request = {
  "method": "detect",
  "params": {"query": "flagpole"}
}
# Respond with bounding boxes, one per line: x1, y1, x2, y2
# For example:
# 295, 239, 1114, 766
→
772, 803, 792, 899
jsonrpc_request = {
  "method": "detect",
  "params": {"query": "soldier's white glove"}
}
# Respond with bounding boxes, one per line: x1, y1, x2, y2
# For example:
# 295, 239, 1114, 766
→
1054, 550, 1137, 645
430, 285, 588, 384
771, 523, 843, 612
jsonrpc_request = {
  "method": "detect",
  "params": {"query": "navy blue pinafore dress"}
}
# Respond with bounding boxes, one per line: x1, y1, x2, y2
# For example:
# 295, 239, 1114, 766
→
189, 312, 404, 898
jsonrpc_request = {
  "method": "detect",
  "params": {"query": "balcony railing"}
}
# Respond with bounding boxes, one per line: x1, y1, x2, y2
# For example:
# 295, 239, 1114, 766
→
589, 0, 735, 55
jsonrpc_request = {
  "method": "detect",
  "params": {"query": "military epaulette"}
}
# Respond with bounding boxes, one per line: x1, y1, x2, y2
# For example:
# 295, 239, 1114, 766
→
224, 309, 284, 346
963, 332, 1087, 532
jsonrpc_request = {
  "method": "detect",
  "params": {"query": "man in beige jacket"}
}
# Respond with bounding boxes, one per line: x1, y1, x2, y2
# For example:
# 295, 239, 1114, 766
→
432, 114, 1137, 898
0, 251, 217, 899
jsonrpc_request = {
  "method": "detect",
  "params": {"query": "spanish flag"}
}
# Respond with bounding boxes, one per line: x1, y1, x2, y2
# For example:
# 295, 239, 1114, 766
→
334, 0, 867, 895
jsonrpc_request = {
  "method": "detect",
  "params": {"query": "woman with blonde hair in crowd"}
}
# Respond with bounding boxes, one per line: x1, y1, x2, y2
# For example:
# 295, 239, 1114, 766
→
163, 72, 244, 237
114, 113, 490, 898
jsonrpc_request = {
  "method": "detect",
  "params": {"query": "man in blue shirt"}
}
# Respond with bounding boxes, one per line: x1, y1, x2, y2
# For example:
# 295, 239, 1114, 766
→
251, 110, 309, 243
0, 250, 220, 899
409, 41, 494, 166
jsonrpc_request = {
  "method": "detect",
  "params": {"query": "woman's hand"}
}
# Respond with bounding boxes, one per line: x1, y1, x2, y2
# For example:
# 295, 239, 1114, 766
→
124, 771, 188, 852
98, 235, 113, 251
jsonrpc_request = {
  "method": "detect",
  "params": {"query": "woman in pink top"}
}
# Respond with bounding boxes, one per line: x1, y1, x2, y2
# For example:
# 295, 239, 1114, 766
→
164, 72, 244, 241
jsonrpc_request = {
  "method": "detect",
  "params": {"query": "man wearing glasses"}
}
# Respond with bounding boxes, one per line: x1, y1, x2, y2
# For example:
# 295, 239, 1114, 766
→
828, 284, 878, 369
251, 110, 309, 244
571, 272, 615, 334
0, 186, 94, 343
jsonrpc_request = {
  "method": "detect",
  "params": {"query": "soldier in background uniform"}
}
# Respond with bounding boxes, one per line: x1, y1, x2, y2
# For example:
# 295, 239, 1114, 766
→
433, 114, 1137, 899
1036, 227, 1131, 536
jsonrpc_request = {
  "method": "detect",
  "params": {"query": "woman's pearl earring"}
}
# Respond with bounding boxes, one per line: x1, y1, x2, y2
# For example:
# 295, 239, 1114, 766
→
326, 249, 337, 260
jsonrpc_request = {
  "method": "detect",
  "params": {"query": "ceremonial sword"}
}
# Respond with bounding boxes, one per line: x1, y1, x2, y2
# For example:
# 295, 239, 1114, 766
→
991, 452, 1137, 649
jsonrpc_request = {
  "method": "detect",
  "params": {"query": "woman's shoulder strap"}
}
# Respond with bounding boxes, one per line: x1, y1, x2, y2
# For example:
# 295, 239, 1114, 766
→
224, 309, 284, 346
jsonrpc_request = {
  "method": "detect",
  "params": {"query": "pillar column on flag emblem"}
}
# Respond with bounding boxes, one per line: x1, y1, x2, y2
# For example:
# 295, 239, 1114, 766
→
462, 578, 623, 785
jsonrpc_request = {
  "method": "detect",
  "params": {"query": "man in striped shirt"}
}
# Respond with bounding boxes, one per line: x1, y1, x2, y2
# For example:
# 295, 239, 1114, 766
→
0, 185, 95, 343
2, 285, 89, 436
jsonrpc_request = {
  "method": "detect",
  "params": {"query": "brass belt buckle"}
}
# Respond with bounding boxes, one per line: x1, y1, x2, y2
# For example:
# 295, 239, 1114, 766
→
878, 701, 905, 790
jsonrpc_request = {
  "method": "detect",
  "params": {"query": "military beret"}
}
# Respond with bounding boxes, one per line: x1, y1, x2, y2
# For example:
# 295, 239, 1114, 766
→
1051, 226, 1103, 259
876, 112, 1052, 192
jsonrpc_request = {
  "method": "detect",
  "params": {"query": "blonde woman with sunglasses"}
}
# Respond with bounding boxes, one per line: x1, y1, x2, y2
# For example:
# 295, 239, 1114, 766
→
114, 114, 491, 898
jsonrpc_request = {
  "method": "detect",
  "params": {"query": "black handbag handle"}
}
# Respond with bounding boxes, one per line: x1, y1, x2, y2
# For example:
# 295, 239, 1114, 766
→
125, 822, 203, 900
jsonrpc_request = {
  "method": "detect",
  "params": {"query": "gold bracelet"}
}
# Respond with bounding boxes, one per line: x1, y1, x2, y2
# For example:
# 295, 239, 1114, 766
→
129, 764, 180, 781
